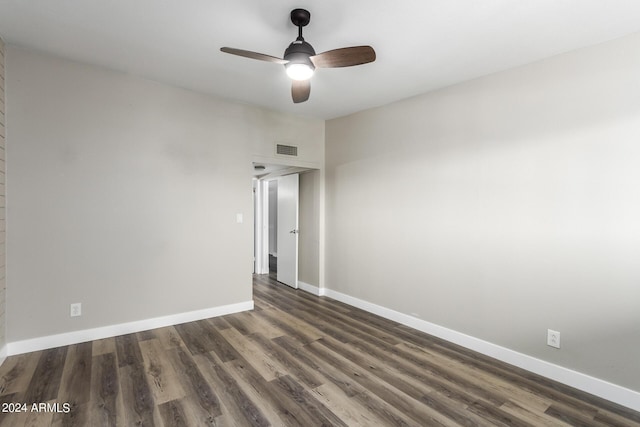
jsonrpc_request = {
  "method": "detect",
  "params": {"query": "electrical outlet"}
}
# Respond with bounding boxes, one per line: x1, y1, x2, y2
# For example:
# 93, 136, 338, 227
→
70, 303, 82, 317
547, 329, 560, 348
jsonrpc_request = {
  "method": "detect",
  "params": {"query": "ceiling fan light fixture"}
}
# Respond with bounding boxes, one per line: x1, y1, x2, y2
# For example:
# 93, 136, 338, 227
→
286, 62, 314, 80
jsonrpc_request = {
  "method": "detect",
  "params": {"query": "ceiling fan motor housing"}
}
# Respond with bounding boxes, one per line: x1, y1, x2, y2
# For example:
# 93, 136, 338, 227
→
284, 39, 316, 70
285, 9, 315, 71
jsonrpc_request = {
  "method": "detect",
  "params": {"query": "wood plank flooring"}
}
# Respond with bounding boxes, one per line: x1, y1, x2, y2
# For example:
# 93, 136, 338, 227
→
1, 274, 639, 426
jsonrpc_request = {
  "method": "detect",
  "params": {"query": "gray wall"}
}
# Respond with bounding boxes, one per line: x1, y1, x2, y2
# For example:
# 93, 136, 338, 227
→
5, 46, 324, 342
325, 32, 640, 392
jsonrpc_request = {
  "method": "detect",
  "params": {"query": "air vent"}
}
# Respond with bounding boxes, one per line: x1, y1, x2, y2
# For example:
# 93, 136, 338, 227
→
276, 144, 298, 156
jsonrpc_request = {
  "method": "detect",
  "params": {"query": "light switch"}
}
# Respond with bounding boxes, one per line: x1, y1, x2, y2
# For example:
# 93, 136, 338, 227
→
236, 213, 243, 223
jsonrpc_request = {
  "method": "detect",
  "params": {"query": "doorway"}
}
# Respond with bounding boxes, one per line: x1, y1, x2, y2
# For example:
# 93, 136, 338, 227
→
253, 162, 322, 292
253, 164, 307, 289
257, 174, 300, 288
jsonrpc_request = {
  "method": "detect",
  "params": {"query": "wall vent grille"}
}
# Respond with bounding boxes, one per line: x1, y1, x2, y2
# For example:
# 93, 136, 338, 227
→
276, 144, 298, 156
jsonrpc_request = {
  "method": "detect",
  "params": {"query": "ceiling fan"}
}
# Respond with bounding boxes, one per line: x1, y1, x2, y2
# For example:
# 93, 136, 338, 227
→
220, 9, 376, 103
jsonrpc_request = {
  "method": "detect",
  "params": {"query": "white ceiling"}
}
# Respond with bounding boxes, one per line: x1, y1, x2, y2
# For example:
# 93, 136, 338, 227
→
2, 1, 640, 120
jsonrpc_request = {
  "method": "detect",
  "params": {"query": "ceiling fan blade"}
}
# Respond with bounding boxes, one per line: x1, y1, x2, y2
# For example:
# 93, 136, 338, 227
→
220, 47, 288, 64
310, 46, 376, 68
292, 80, 311, 103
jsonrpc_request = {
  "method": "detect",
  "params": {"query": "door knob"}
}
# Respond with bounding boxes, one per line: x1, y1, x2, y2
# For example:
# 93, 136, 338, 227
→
289, 229, 298, 234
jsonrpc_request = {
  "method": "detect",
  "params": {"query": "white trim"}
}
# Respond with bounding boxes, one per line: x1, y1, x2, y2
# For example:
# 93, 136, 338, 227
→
298, 280, 325, 296
7, 300, 253, 356
323, 288, 640, 412
254, 179, 270, 275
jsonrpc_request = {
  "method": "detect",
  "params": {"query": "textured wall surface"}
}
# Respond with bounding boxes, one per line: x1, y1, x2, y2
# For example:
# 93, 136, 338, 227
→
326, 32, 640, 392
5, 46, 324, 342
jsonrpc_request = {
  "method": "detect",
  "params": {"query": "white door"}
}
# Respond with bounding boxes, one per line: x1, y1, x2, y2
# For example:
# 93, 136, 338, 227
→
276, 174, 299, 288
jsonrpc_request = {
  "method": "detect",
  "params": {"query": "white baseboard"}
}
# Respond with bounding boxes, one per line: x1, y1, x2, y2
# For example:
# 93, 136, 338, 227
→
323, 288, 640, 412
7, 300, 254, 356
298, 281, 326, 296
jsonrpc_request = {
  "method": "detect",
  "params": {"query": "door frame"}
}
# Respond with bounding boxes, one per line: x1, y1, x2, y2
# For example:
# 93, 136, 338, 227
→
253, 178, 270, 275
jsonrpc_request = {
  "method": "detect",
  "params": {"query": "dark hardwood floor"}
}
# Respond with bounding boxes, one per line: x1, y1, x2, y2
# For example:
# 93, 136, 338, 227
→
1, 274, 639, 426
